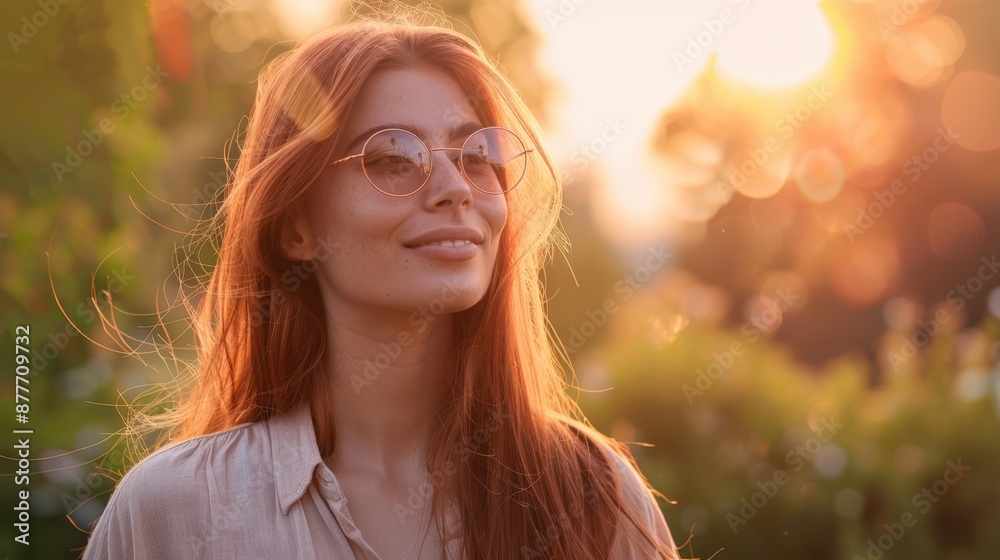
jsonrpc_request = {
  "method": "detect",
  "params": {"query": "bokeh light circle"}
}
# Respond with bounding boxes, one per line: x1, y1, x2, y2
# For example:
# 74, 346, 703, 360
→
988, 287, 1000, 319
928, 202, 985, 260
831, 236, 900, 307
834, 489, 865, 519
941, 71, 1000, 151
795, 149, 845, 202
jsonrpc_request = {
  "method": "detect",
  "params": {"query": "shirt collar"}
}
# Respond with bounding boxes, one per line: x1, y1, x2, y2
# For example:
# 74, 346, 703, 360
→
266, 400, 325, 515
266, 400, 465, 553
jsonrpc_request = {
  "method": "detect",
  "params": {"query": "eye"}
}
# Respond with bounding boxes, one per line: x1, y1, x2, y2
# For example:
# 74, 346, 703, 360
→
365, 152, 424, 175
462, 152, 493, 167
366, 152, 410, 165
460, 145, 498, 175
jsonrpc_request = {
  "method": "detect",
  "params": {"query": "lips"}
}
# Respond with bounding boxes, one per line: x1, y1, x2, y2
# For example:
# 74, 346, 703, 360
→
402, 226, 485, 248
416, 239, 475, 248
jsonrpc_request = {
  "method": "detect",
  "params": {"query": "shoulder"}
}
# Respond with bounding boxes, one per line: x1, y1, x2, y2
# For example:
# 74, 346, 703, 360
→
550, 416, 663, 504
114, 420, 268, 503
82, 421, 270, 559
600, 441, 660, 515
600, 442, 680, 559
555, 417, 679, 559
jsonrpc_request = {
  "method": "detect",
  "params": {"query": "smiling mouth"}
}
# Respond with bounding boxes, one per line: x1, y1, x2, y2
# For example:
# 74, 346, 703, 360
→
405, 239, 477, 248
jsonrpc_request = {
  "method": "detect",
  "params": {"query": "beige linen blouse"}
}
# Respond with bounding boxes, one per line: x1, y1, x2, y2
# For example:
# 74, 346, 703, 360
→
82, 401, 678, 559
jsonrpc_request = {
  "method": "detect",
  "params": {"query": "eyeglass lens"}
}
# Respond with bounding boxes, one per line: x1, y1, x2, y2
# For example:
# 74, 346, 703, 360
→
361, 128, 527, 195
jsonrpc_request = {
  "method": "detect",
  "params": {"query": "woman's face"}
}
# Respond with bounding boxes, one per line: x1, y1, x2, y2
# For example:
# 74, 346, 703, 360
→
288, 66, 508, 316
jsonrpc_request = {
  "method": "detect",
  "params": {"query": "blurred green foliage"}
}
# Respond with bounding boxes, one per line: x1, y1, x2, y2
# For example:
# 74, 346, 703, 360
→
569, 301, 1000, 559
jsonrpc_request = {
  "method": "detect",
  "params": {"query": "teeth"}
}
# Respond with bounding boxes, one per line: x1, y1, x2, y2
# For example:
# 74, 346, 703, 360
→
423, 239, 473, 247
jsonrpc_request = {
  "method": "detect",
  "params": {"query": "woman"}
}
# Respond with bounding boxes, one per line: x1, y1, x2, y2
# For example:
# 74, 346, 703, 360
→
82, 13, 679, 560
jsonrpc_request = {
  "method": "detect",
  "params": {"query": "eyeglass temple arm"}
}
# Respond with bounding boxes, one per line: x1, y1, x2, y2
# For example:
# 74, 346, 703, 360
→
326, 147, 461, 168
326, 154, 363, 168
434, 147, 535, 159
497, 149, 534, 165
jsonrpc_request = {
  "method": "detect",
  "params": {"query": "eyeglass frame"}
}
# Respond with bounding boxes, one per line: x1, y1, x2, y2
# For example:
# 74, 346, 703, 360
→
324, 125, 534, 197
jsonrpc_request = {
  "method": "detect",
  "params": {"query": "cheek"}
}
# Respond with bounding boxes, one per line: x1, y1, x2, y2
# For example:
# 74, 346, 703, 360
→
304, 213, 387, 287
321, 187, 395, 245
484, 198, 508, 263
488, 197, 509, 235
331, 217, 400, 265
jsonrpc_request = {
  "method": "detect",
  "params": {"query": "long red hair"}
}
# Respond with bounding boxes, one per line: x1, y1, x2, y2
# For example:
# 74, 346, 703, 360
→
111, 11, 676, 560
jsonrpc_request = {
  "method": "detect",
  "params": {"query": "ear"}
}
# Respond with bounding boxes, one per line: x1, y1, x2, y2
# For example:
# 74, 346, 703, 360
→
280, 207, 318, 261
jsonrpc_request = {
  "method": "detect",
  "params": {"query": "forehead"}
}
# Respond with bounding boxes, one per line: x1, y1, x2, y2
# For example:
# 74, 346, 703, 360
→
342, 66, 482, 146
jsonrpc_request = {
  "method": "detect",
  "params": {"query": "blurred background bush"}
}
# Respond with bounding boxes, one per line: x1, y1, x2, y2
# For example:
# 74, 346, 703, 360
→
1, 0, 998, 558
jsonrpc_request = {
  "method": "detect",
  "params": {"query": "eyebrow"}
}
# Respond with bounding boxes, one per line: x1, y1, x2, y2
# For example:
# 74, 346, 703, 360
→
342, 121, 486, 153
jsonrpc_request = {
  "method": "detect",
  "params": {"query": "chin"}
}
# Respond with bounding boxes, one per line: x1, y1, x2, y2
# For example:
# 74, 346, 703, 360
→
406, 277, 489, 312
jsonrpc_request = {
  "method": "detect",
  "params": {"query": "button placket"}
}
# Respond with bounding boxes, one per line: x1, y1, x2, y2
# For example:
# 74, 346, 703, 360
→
315, 465, 384, 559
316, 466, 343, 505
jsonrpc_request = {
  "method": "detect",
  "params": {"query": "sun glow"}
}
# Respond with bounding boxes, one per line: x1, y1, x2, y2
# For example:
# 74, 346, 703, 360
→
270, 0, 341, 37
529, 0, 839, 243
715, 0, 837, 90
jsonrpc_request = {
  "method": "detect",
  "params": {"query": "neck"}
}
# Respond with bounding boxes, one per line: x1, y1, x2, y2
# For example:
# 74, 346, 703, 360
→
322, 303, 455, 476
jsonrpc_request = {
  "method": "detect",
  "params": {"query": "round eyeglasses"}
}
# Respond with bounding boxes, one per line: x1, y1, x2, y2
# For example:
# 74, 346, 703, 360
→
325, 126, 532, 197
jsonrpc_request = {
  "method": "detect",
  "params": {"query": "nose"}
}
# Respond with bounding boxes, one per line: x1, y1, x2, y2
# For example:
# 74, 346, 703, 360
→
422, 148, 474, 209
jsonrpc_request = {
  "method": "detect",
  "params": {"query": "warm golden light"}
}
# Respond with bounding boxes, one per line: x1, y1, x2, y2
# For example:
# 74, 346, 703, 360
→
271, 0, 340, 37
716, 0, 837, 90
795, 148, 845, 202
886, 14, 965, 90
761, 271, 809, 311
941, 71, 1000, 152
731, 152, 792, 199
530, 0, 843, 236
593, 157, 680, 244
831, 236, 900, 308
